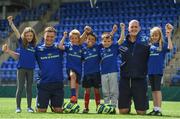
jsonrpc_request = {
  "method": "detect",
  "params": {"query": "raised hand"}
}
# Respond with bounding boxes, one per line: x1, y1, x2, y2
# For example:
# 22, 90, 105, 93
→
2, 44, 9, 53
165, 23, 173, 38
120, 23, 125, 31
7, 16, 13, 25
63, 31, 68, 39
84, 26, 92, 34
112, 24, 118, 33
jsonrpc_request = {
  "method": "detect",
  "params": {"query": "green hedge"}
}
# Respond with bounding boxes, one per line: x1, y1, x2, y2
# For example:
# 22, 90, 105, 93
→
0, 85, 180, 101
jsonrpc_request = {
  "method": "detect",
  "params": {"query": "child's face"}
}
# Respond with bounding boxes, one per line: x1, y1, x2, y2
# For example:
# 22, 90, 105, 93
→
70, 34, 80, 45
25, 32, 34, 43
151, 30, 160, 43
102, 37, 113, 48
87, 35, 96, 47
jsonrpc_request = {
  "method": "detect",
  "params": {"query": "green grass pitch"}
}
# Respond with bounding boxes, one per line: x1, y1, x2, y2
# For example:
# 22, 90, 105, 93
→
0, 98, 180, 119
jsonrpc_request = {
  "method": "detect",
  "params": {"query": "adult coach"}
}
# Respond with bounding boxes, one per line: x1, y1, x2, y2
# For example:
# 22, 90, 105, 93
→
35, 27, 65, 113
118, 20, 150, 115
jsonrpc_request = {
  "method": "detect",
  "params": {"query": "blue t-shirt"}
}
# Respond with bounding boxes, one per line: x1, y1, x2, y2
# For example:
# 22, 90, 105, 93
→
35, 44, 64, 84
148, 42, 169, 75
65, 44, 82, 76
17, 38, 36, 69
100, 43, 120, 74
82, 44, 101, 75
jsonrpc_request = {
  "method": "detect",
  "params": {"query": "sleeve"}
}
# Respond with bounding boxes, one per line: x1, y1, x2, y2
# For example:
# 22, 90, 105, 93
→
18, 37, 23, 46
162, 42, 170, 53
64, 44, 69, 53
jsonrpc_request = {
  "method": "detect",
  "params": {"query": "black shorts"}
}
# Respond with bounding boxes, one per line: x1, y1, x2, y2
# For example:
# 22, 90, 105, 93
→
148, 74, 163, 91
36, 82, 64, 109
118, 77, 149, 111
82, 72, 101, 88
67, 69, 81, 84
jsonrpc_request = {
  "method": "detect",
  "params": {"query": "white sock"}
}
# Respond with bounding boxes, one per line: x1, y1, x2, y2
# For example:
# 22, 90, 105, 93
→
154, 107, 161, 112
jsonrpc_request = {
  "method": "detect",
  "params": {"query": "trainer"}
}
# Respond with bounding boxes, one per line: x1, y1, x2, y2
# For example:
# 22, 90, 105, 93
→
118, 20, 150, 115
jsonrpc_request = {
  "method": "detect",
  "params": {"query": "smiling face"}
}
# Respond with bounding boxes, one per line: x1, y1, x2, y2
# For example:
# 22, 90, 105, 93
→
150, 27, 162, 44
101, 33, 113, 48
128, 20, 140, 37
70, 34, 80, 45
24, 32, 34, 43
86, 34, 96, 47
44, 32, 55, 46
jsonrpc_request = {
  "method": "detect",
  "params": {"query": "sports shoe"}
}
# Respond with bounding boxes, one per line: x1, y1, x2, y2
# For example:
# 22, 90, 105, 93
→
147, 110, 162, 116
27, 107, 34, 113
16, 108, 21, 113
82, 108, 89, 113
70, 96, 77, 103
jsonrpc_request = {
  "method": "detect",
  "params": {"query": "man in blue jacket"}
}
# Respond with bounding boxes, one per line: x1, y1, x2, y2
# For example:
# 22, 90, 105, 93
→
118, 20, 150, 115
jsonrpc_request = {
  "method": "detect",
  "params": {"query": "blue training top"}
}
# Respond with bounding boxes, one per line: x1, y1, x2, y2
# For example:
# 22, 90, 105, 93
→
65, 43, 82, 76
100, 43, 120, 74
35, 43, 64, 84
148, 42, 169, 75
17, 38, 36, 69
82, 44, 101, 75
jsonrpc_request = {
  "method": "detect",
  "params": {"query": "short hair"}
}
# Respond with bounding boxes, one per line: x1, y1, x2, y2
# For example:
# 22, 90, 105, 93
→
44, 27, 57, 33
101, 32, 112, 40
69, 29, 80, 37
87, 32, 97, 41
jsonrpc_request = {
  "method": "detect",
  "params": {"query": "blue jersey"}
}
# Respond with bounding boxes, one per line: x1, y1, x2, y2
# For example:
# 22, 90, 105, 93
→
65, 44, 82, 76
17, 38, 36, 69
148, 42, 169, 75
100, 43, 120, 74
35, 44, 64, 84
82, 44, 101, 75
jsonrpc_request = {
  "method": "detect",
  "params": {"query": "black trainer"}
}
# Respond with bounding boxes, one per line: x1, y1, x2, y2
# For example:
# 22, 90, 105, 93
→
82, 108, 89, 113
147, 110, 162, 116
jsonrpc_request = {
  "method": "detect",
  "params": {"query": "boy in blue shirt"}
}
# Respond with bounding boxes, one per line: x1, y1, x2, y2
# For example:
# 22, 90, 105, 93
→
147, 23, 173, 116
59, 28, 91, 103
100, 24, 125, 108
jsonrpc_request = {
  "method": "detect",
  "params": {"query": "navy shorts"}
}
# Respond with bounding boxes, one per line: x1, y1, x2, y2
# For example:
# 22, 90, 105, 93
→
67, 69, 81, 84
149, 74, 163, 91
36, 82, 64, 109
82, 72, 101, 88
118, 77, 149, 111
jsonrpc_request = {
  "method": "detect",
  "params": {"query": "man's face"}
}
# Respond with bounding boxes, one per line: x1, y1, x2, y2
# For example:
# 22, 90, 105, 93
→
128, 21, 140, 36
44, 32, 55, 46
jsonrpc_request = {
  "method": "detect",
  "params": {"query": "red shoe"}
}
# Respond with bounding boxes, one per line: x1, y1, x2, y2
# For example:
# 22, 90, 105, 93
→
70, 96, 77, 103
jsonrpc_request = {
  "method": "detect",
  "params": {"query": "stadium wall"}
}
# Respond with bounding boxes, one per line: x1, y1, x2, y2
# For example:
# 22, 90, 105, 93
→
0, 85, 180, 101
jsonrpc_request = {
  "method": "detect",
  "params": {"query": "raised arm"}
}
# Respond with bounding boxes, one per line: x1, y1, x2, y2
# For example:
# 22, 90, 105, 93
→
80, 26, 92, 44
2, 44, 19, 60
118, 23, 125, 45
165, 23, 173, 50
7, 16, 21, 39
58, 31, 68, 50
110, 24, 118, 37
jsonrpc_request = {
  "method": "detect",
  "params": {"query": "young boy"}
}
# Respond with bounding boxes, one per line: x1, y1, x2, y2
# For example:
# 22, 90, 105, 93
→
100, 23, 125, 107
59, 28, 91, 103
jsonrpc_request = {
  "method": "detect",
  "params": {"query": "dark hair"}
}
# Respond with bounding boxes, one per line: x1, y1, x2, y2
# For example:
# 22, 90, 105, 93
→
87, 32, 97, 41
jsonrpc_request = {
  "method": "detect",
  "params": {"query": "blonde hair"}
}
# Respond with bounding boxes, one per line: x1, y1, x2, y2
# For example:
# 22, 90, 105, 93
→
101, 32, 112, 40
150, 27, 163, 51
21, 27, 37, 48
69, 29, 80, 37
